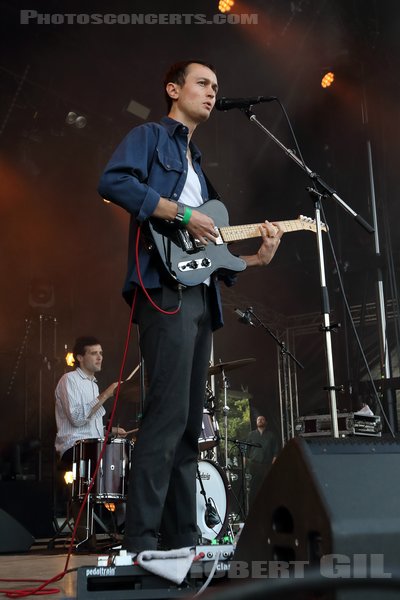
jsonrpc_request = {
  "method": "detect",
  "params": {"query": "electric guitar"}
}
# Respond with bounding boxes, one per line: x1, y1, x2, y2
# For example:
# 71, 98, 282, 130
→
148, 199, 327, 286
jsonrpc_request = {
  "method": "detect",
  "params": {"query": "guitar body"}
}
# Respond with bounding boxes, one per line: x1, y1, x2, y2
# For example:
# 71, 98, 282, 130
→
148, 200, 247, 286
148, 199, 324, 286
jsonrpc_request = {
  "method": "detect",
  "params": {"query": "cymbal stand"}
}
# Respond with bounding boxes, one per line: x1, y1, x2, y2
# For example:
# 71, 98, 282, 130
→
221, 366, 231, 485
228, 438, 252, 520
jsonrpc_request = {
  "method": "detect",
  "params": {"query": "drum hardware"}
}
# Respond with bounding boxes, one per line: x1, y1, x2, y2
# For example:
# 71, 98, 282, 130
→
73, 496, 123, 550
207, 358, 256, 485
226, 437, 261, 521
199, 446, 218, 463
220, 365, 234, 487
204, 382, 216, 411
199, 382, 220, 453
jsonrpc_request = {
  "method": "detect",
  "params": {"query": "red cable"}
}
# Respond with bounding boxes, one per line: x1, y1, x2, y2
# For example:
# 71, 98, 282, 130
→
3, 292, 138, 598
135, 224, 181, 315
64, 287, 138, 573
4, 223, 179, 598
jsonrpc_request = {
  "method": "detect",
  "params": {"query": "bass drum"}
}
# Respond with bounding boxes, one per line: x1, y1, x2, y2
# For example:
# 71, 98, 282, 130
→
196, 459, 229, 542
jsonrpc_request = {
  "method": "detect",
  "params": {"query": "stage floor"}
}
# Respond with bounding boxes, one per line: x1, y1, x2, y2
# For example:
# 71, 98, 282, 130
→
0, 542, 103, 599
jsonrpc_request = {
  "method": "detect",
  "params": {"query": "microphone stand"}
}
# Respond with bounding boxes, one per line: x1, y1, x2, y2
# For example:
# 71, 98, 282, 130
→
227, 437, 261, 519
245, 307, 304, 443
243, 107, 374, 438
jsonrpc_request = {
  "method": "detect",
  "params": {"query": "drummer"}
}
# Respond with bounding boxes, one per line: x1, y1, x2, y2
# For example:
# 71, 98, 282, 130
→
54, 335, 126, 548
55, 335, 126, 466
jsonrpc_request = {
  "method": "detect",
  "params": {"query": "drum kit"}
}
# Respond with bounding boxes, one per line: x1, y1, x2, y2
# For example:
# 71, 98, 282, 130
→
197, 357, 256, 541
70, 357, 255, 545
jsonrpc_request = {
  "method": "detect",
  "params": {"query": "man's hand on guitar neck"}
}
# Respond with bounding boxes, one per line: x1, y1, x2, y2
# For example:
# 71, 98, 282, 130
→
241, 221, 283, 267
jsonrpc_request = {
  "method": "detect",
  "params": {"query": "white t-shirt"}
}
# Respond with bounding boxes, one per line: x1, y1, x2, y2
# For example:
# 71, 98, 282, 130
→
179, 161, 210, 285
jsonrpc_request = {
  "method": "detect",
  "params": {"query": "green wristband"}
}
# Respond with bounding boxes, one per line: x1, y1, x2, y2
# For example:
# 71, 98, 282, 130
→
181, 206, 192, 226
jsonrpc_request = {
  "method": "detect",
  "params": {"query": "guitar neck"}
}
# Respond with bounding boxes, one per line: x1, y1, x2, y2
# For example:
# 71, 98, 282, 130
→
220, 220, 306, 242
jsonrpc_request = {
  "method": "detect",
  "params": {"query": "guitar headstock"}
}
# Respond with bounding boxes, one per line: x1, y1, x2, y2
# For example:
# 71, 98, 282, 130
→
298, 215, 328, 233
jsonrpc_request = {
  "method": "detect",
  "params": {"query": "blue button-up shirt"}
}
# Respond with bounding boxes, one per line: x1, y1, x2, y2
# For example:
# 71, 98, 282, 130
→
98, 116, 235, 329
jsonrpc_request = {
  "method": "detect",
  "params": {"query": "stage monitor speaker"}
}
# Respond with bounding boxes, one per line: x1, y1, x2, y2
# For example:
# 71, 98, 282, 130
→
0, 481, 54, 538
234, 437, 400, 600
0, 508, 34, 553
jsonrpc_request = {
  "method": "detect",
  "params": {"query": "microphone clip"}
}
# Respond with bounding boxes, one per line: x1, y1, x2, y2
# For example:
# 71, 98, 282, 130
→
234, 307, 256, 327
205, 501, 220, 527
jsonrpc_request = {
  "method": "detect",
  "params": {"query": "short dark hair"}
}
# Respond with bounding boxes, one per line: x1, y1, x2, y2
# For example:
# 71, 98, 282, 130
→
163, 60, 217, 111
73, 336, 100, 365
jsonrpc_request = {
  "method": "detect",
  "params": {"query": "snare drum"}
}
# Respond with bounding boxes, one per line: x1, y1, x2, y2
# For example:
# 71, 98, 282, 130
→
72, 438, 133, 502
198, 410, 219, 452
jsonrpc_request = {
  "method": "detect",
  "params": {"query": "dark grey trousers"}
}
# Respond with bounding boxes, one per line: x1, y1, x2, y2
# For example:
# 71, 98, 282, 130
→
124, 284, 212, 553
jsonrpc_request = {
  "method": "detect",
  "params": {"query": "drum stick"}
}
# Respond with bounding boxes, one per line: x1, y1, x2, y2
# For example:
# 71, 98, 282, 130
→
89, 365, 141, 418
124, 427, 139, 435
124, 363, 140, 381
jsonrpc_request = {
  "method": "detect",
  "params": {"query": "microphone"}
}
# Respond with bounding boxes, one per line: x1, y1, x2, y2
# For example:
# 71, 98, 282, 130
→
234, 307, 255, 327
215, 96, 277, 111
205, 500, 220, 527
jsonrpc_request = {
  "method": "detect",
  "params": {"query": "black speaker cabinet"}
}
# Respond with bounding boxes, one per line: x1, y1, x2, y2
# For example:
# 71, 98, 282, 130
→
0, 481, 54, 538
234, 437, 400, 599
0, 508, 34, 553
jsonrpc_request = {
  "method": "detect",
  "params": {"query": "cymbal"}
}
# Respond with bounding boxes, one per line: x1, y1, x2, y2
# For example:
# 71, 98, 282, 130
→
208, 358, 256, 376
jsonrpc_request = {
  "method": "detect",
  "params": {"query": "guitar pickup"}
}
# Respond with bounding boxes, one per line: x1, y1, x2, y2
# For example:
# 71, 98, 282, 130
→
177, 230, 205, 253
177, 257, 212, 272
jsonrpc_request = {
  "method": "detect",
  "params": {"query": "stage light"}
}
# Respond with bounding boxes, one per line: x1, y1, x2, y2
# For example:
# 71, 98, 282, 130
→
321, 71, 335, 88
74, 115, 87, 129
64, 471, 74, 484
65, 352, 75, 367
65, 111, 87, 128
104, 502, 116, 512
218, 0, 234, 13
65, 111, 77, 125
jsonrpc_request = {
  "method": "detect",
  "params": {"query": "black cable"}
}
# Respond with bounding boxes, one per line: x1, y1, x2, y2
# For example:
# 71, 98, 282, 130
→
269, 98, 393, 435
319, 200, 394, 436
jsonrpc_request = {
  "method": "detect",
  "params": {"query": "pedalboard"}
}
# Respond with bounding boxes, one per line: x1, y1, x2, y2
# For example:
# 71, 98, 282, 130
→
77, 544, 234, 600
194, 543, 234, 562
